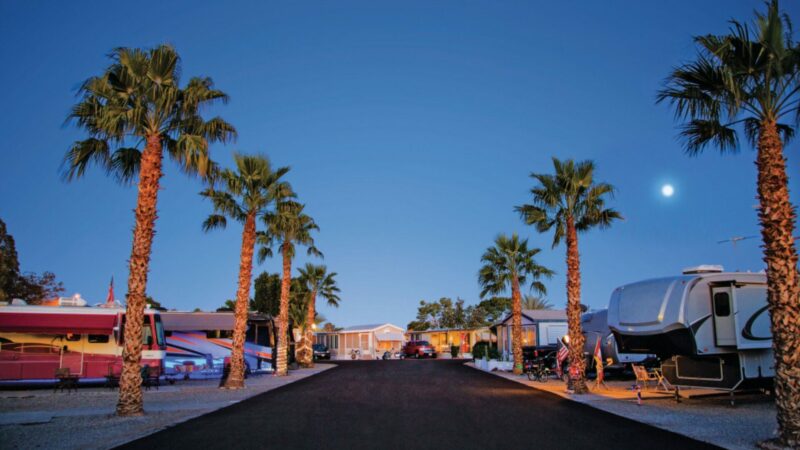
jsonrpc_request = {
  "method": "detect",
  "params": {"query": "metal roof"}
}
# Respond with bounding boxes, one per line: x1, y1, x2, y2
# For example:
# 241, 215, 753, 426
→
338, 323, 405, 333
160, 312, 235, 331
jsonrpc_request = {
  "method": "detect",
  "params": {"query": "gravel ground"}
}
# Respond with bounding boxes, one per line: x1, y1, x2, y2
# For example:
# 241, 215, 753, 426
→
0, 364, 335, 449
470, 363, 777, 450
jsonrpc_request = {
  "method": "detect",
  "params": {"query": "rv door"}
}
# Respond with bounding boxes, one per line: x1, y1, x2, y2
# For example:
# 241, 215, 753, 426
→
711, 287, 736, 346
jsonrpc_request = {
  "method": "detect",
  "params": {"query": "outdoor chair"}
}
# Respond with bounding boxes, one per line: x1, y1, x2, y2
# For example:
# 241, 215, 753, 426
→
141, 365, 160, 390
54, 367, 79, 393
104, 365, 120, 390
632, 364, 672, 391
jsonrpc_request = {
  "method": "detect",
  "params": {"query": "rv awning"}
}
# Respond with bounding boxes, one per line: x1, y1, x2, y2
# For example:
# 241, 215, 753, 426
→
375, 332, 404, 342
160, 312, 235, 331
0, 313, 116, 335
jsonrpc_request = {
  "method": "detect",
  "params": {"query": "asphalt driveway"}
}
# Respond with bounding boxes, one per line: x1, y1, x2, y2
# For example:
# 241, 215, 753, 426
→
120, 359, 717, 450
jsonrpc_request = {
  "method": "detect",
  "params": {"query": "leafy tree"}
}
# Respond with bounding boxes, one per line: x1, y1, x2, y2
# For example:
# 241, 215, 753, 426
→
297, 264, 340, 367
216, 299, 237, 312
144, 295, 167, 311
253, 272, 281, 316
516, 158, 621, 393
0, 219, 64, 304
656, 2, 800, 444
0, 219, 20, 302
321, 322, 340, 332
63, 45, 236, 416
478, 233, 553, 375
201, 153, 289, 389
476, 296, 512, 324
258, 193, 321, 376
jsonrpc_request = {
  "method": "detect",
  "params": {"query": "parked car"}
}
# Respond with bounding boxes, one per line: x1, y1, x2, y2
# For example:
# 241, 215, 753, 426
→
313, 344, 331, 360
402, 340, 437, 359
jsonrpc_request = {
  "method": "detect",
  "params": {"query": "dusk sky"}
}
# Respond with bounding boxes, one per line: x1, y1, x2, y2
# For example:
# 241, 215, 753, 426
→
1, 1, 798, 328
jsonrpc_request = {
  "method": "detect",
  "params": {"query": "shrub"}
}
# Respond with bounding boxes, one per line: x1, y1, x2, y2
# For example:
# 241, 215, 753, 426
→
450, 345, 459, 358
488, 347, 500, 360
472, 342, 489, 360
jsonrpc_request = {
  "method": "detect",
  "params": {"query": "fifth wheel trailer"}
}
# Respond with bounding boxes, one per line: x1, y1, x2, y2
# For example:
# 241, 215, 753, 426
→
607, 266, 772, 391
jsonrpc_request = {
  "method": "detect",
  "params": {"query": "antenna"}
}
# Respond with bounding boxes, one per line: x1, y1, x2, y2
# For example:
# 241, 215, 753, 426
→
717, 235, 757, 247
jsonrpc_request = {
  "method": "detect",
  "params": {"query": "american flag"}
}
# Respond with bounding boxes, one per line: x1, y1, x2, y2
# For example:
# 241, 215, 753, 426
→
555, 345, 569, 377
106, 277, 114, 305
593, 336, 604, 383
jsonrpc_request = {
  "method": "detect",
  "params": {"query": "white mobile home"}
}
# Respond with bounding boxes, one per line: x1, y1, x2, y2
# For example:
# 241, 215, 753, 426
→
316, 323, 405, 360
607, 266, 771, 390
494, 310, 567, 356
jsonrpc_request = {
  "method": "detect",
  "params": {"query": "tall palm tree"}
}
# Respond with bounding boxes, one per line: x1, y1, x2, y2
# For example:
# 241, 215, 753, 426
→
521, 295, 553, 310
201, 153, 289, 389
63, 45, 235, 416
656, 2, 800, 444
516, 158, 621, 393
297, 264, 341, 367
258, 197, 321, 376
478, 233, 553, 375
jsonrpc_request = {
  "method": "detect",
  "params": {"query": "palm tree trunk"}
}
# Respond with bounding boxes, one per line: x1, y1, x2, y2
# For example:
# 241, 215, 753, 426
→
300, 290, 317, 368
116, 135, 163, 416
223, 212, 257, 389
275, 242, 292, 376
565, 216, 587, 394
511, 275, 524, 375
757, 120, 800, 448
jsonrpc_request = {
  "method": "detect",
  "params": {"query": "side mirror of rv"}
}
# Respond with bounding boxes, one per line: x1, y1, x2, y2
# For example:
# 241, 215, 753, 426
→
63, 345, 68, 352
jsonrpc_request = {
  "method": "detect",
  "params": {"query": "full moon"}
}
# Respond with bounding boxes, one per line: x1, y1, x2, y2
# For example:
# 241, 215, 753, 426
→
661, 184, 675, 197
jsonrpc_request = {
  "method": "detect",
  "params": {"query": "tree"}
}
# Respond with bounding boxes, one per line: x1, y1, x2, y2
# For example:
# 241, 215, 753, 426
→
0, 218, 20, 302
521, 295, 553, 310
478, 233, 553, 375
201, 153, 289, 389
0, 219, 64, 304
253, 272, 281, 316
216, 299, 237, 312
476, 296, 512, 324
258, 194, 321, 376
63, 45, 235, 415
297, 264, 340, 367
516, 158, 621, 393
656, 2, 800, 445
322, 322, 339, 332
144, 295, 167, 311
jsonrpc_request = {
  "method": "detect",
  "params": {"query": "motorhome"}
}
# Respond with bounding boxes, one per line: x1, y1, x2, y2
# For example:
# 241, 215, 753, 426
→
607, 266, 772, 390
160, 311, 273, 377
581, 309, 653, 371
0, 296, 165, 383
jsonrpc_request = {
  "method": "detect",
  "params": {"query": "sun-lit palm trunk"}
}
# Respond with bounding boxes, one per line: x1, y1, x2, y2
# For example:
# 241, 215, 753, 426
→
224, 212, 257, 389
510, 275, 524, 375
117, 135, 163, 416
298, 289, 317, 368
275, 242, 292, 376
757, 120, 800, 445
565, 217, 587, 393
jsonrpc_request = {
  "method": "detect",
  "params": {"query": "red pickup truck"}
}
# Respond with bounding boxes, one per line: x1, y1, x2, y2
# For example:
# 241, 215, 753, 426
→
402, 340, 437, 359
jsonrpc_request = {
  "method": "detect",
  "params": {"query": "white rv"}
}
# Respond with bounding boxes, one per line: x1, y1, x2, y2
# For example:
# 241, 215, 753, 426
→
607, 266, 772, 391
581, 309, 653, 371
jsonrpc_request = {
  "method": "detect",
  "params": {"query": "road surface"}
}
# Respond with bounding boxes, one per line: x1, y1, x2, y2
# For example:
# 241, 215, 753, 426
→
120, 359, 717, 450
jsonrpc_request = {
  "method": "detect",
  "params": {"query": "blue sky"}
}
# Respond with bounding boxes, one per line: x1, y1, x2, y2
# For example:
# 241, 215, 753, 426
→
1, 1, 798, 328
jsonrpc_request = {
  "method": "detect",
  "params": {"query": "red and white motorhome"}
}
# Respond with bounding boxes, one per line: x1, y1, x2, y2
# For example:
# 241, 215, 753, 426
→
0, 297, 166, 383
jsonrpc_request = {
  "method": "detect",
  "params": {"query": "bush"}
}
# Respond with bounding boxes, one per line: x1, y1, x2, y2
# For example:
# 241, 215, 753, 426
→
450, 345, 459, 358
488, 347, 500, 360
472, 342, 489, 360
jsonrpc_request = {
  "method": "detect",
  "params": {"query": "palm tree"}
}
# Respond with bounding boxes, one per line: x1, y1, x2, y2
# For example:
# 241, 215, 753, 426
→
478, 233, 553, 375
63, 45, 235, 416
297, 264, 341, 367
656, 2, 800, 444
516, 158, 621, 393
521, 295, 553, 310
201, 153, 289, 388
258, 196, 321, 376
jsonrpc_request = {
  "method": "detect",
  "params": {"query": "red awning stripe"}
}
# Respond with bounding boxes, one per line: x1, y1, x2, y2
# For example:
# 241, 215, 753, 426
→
0, 312, 116, 335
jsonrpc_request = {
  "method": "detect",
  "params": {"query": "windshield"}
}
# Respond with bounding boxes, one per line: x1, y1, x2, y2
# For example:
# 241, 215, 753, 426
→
417, 341, 430, 346
313, 344, 328, 351
154, 315, 165, 348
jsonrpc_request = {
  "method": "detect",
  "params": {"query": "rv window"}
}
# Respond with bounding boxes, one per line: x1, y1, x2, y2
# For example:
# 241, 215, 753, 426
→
65, 334, 81, 342
713, 292, 731, 317
154, 316, 165, 346
88, 335, 110, 344
142, 316, 153, 345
